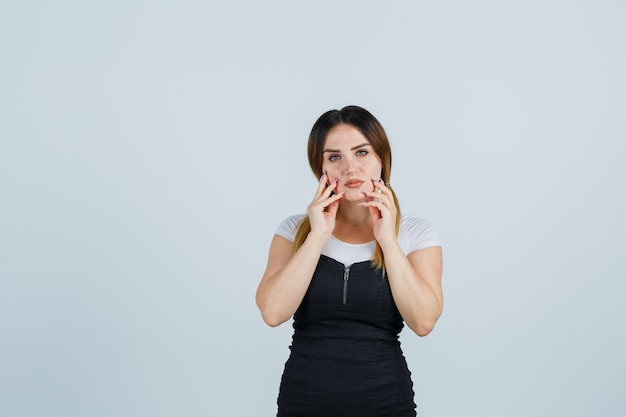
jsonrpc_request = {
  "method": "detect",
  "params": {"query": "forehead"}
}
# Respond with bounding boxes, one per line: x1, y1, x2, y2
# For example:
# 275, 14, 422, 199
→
324, 124, 369, 149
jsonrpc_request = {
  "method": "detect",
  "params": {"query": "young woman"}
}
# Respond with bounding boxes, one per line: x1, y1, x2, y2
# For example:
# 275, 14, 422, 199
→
256, 105, 443, 417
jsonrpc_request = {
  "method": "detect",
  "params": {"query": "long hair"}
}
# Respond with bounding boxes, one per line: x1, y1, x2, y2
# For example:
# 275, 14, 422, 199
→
293, 105, 401, 271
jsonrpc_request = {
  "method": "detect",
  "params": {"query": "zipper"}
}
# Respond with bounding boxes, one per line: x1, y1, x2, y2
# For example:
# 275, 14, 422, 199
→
342, 265, 351, 305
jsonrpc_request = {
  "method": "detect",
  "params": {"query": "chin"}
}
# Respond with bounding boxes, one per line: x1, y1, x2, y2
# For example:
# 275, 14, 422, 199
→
342, 188, 367, 202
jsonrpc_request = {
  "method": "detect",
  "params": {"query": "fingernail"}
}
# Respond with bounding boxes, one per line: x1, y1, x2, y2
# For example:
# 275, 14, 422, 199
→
361, 191, 367, 195
320, 171, 326, 179
333, 179, 339, 183
372, 178, 381, 183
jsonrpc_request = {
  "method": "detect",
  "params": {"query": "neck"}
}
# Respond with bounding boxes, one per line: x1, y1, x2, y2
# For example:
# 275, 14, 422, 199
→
336, 201, 372, 227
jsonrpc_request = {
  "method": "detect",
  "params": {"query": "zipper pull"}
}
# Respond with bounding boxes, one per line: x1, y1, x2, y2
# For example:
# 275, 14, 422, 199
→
342, 265, 351, 305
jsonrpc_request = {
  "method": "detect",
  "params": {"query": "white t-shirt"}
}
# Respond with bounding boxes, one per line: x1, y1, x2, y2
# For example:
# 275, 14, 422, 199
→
275, 214, 441, 266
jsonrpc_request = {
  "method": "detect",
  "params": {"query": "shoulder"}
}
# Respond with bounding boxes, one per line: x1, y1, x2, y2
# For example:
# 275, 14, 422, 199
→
399, 214, 441, 253
400, 214, 438, 235
275, 214, 306, 242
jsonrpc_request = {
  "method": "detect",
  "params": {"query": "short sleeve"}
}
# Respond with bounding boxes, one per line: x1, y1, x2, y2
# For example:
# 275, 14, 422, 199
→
400, 215, 441, 253
275, 214, 306, 242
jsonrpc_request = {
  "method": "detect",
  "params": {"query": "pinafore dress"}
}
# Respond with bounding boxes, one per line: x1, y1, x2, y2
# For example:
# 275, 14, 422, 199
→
277, 255, 416, 417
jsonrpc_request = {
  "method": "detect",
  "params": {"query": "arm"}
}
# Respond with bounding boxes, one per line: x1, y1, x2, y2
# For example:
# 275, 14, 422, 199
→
255, 174, 344, 327
360, 179, 444, 336
256, 231, 328, 327
379, 243, 443, 336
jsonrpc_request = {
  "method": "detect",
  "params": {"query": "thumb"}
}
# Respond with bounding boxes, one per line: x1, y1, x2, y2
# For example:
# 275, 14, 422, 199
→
327, 200, 339, 216
368, 205, 381, 219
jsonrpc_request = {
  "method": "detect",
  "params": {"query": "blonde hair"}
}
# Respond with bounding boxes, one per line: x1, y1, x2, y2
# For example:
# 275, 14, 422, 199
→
293, 106, 401, 271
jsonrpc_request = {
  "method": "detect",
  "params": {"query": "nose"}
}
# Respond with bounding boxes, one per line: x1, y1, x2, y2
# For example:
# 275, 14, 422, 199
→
343, 155, 359, 174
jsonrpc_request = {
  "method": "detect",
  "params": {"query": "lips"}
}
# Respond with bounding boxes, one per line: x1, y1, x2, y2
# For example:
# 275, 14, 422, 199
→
344, 180, 364, 188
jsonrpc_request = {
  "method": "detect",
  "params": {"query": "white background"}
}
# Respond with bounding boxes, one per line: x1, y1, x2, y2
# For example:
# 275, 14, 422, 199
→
1, 1, 625, 416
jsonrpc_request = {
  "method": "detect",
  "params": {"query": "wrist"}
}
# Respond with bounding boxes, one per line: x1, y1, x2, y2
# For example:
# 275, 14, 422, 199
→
305, 229, 331, 247
377, 237, 401, 253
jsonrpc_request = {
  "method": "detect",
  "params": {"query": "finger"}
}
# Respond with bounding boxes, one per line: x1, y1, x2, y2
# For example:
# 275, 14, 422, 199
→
326, 198, 341, 216
371, 178, 391, 196
320, 192, 343, 215
357, 200, 383, 219
361, 190, 391, 207
368, 205, 381, 219
322, 190, 344, 208
358, 199, 386, 211
314, 171, 329, 196
367, 180, 395, 208
314, 188, 343, 213
332, 191, 345, 202
312, 177, 337, 205
321, 179, 339, 199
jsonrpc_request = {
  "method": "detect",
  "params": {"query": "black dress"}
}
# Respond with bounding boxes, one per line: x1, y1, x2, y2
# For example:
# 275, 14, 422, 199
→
277, 255, 417, 417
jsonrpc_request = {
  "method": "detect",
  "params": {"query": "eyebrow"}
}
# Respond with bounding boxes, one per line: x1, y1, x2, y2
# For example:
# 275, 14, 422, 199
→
323, 143, 371, 153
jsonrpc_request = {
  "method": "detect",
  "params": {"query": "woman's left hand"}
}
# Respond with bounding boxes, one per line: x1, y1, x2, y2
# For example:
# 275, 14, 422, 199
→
359, 178, 398, 246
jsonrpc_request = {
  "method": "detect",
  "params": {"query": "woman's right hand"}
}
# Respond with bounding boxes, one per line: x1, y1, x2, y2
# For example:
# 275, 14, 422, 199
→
256, 172, 344, 327
307, 172, 344, 237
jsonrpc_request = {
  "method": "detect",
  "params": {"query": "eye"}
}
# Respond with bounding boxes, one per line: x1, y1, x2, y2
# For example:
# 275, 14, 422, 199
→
356, 149, 368, 157
328, 154, 341, 162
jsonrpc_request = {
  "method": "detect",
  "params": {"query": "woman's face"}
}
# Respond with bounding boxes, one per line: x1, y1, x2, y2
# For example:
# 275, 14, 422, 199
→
322, 124, 383, 202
